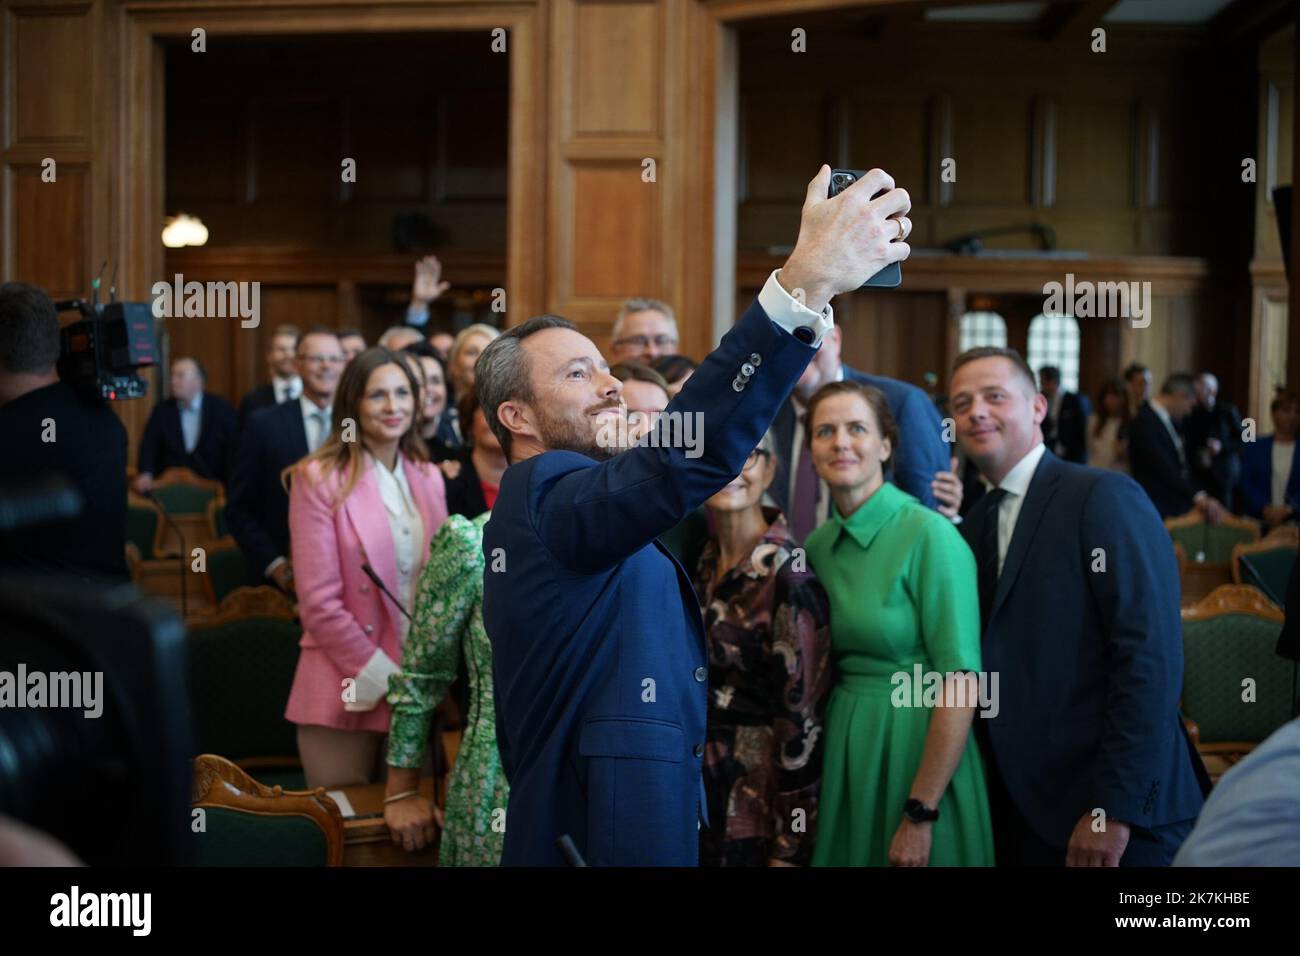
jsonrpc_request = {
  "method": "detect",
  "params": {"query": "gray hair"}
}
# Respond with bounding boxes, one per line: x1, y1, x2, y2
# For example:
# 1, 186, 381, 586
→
476, 314, 577, 460
612, 297, 677, 341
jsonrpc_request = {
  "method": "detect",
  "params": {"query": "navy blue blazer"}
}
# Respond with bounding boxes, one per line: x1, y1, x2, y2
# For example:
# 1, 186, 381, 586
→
1239, 435, 1300, 519
769, 365, 948, 511
226, 399, 309, 576
137, 393, 239, 485
1128, 402, 1201, 518
483, 298, 816, 866
961, 451, 1206, 849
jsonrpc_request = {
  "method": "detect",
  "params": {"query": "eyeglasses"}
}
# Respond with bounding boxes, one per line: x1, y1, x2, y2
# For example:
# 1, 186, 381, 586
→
300, 354, 345, 366
614, 335, 678, 350
744, 448, 771, 469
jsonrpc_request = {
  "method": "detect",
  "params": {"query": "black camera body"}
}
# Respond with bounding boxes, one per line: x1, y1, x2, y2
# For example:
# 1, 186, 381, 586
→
55, 300, 158, 402
829, 168, 903, 290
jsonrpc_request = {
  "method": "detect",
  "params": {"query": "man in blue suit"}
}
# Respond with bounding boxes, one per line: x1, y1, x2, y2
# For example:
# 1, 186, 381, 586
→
950, 346, 1207, 866
1239, 389, 1300, 528
479, 165, 912, 866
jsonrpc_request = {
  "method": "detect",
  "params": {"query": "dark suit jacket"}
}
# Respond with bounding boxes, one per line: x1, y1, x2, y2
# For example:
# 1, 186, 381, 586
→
0, 381, 128, 583
238, 382, 278, 427
1184, 401, 1244, 499
770, 366, 948, 513
1128, 402, 1201, 518
1045, 390, 1089, 463
226, 399, 309, 576
442, 447, 490, 519
483, 297, 815, 866
137, 393, 239, 485
961, 451, 1206, 850
1239, 435, 1300, 519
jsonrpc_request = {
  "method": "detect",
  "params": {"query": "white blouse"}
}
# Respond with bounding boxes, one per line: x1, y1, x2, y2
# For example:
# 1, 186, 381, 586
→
370, 452, 425, 645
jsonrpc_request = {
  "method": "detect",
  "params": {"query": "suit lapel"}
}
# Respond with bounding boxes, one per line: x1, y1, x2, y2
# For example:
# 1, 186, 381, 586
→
402, 457, 448, 550
344, 462, 402, 637
653, 539, 706, 655
990, 452, 1062, 624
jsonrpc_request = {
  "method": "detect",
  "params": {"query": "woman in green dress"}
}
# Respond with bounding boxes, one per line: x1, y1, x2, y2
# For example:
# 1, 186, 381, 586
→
383, 511, 508, 866
805, 381, 993, 867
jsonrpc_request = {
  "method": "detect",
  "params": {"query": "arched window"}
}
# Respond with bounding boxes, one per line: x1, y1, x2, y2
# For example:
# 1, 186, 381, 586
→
958, 311, 1008, 352
1026, 313, 1081, 392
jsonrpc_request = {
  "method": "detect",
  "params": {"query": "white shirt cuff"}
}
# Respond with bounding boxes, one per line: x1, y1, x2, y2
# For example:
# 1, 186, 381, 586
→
757, 269, 835, 347
264, 556, 287, 579
344, 647, 402, 712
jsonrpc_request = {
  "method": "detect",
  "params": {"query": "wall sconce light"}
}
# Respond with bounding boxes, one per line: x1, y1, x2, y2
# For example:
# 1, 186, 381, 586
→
161, 213, 209, 248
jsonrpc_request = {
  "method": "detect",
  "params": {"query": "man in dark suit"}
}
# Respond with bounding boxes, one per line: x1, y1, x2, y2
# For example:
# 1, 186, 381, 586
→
1128, 372, 1224, 521
768, 323, 954, 542
1039, 365, 1089, 463
480, 165, 912, 866
226, 328, 343, 594
950, 346, 1207, 866
1184, 372, 1244, 512
238, 324, 301, 425
133, 357, 238, 491
0, 282, 128, 583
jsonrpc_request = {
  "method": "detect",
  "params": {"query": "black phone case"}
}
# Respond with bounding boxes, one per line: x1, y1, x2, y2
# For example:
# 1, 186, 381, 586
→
829, 168, 903, 289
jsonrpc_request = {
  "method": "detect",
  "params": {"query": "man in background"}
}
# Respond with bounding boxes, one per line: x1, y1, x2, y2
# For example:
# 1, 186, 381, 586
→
1128, 373, 1224, 521
239, 324, 301, 424
1184, 371, 1244, 512
134, 356, 239, 491
227, 327, 343, 595
609, 297, 679, 364
1123, 362, 1152, 418
338, 329, 367, 364
1039, 365, 1089, 463
0, 282, 127, 583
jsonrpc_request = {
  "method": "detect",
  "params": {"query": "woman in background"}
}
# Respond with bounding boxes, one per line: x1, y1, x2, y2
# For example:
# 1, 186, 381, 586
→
403, 340, 460, 460
694, 432, 831, 866
447, 323, 500, 402
438, 389, 507, 518
1089, 378, 1130, 472
284, 348, 448, 788
384, 510, 506, 865
651, 353, 698, 399
804, 380, 992, 867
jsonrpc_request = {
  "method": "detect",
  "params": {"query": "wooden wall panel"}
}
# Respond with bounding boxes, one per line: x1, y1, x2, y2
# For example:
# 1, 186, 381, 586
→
1053, 98, 1133, 210
574, 1, 660, 136
951, 95, 1031, 207
11, 162, 87, 297
12, 7, 90, 145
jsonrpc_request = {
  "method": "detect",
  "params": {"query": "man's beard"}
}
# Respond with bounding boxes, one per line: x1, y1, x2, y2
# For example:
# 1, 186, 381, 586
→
536, 398, 623, 461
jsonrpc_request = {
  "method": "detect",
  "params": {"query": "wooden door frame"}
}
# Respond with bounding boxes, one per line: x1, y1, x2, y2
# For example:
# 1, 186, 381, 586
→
116, 1, 547, 323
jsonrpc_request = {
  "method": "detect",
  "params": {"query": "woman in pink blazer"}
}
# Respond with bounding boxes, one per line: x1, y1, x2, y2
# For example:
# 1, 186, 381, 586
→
285, 346, 448, 788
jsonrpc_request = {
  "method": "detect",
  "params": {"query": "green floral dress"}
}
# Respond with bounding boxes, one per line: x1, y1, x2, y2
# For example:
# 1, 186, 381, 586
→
387, 512, 507, 866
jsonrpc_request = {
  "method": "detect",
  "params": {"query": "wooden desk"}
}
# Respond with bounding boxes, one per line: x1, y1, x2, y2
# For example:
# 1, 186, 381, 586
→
333, 730, 458, 867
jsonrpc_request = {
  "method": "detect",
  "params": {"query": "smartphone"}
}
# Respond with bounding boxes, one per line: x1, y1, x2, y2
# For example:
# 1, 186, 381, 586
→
829, 168, 903, 289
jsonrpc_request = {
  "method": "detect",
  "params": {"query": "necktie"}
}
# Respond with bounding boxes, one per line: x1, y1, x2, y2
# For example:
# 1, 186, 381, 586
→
978, 488, 1008, 633
308, 410, 328, 452
791, 443, 821, 543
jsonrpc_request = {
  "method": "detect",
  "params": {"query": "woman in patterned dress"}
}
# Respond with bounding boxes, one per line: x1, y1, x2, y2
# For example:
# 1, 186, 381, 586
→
693, 433, 832, 866
383, 510, 507, 866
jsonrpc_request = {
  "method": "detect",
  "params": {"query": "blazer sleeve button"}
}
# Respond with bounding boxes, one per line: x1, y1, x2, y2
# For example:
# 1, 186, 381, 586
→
693, 666, 707, 682
750, 353, 762, 366
693, 744, 704, 758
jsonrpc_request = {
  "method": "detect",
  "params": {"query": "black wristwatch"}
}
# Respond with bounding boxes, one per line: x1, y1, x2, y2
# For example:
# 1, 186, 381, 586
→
903, 798, 939, 824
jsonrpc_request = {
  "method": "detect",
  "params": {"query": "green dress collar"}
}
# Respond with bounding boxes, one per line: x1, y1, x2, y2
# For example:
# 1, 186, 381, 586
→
826, 481, 908, 552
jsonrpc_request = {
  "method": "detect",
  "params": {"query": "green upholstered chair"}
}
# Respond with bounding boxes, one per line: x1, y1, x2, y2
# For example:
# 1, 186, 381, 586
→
152, 467, 223, 515
1166, 510, 1259, 564
126, 501, 161, 560
203, 545, 253, 607
188, 587, 304, 787
1181, 585, 1298, 764
191, 754, 343, 867
207, 499, 231, 540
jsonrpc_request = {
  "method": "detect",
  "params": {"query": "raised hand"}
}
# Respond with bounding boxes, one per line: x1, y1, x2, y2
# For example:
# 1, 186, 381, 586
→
410, 255, 451, 307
